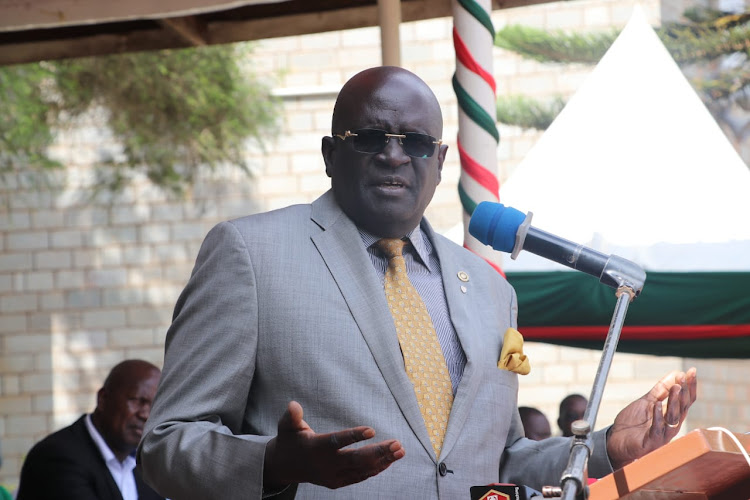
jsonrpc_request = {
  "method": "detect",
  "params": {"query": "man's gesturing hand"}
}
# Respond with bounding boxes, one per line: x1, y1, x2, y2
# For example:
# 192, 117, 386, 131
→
606, 367, 698, 470
263, 401, 405, 490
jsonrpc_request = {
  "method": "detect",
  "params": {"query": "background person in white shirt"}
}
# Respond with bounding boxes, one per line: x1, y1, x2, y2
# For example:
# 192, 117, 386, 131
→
17, 359, 163, 500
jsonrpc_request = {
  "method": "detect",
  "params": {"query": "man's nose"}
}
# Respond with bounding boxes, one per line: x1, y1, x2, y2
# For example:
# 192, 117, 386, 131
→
136, 402, 152, 419
379, 136, 410, 166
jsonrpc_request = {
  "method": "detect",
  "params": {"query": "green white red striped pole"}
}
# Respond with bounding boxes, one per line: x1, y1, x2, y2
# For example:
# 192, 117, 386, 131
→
452, 0, 504, 273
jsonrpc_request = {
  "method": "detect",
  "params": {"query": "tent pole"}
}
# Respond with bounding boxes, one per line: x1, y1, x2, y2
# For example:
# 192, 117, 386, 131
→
378, 0, 401, 66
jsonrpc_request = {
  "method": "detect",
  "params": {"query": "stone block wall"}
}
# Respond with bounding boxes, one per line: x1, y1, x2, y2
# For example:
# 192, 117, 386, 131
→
1, 0, 748, 491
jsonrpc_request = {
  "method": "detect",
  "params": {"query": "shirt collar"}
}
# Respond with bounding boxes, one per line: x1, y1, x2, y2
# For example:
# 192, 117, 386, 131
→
85, 413, 136, 470
359, 223, 434, 272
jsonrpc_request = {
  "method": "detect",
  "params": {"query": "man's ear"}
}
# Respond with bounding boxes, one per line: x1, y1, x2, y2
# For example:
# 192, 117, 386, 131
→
96, 387, 106, 411
322, 136, 336, 178
436, 143, 448, 184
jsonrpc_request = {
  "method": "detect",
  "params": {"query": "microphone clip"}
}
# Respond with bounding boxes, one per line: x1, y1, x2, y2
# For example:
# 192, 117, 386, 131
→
510, 211, 533, 261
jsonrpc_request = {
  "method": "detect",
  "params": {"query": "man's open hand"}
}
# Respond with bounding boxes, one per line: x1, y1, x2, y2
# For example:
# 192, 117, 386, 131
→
263, 401, 405, 489
606, 367, 697, 470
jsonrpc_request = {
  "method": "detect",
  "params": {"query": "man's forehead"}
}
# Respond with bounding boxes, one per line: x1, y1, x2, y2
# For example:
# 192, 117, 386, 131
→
341, 92, 440, 129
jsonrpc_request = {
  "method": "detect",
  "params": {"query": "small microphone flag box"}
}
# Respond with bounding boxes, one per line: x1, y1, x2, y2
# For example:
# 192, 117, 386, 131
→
469, 484, 526, 500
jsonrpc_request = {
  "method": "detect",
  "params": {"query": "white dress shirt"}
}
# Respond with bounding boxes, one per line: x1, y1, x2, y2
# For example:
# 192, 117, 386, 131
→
85, 413, 138, 500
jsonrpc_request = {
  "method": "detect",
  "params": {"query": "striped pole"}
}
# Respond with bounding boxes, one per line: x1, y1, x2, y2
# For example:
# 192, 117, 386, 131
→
452, 0, 504, 273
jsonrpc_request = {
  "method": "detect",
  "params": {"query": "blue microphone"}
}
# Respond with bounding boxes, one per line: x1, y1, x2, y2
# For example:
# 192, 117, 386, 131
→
468, 201, 646, 294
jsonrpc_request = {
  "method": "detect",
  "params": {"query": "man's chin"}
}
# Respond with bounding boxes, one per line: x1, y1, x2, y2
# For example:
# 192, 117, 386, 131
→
125, 431, 144, 448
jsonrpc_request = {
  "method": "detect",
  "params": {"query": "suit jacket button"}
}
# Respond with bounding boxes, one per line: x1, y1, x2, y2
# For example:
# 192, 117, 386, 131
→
438, 462, 448, 476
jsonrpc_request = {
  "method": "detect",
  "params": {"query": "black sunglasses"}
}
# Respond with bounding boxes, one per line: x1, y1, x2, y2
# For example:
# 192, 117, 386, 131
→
335, 129, 442, 159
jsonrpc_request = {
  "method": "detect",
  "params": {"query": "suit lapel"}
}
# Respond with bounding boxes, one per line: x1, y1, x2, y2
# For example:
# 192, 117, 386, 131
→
74, 416, 126, 500
424, 225, 484, 459
310, 192, 436, 459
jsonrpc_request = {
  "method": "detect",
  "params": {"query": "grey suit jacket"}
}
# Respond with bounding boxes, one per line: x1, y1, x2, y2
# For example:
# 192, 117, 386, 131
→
139, 190, 612, 499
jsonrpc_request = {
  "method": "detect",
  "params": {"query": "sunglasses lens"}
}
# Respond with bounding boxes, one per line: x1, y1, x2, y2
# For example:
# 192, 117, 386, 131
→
347, 129, 437, 158
352, 129, 388, 154
403, 133, 436, 158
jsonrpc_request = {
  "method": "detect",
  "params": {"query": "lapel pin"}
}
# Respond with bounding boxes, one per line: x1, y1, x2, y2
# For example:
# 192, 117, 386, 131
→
457, 271, 469, 282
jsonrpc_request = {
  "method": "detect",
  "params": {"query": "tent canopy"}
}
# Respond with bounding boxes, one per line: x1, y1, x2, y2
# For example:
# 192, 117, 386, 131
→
500, 7, 750, 273
496, 8, 750, 357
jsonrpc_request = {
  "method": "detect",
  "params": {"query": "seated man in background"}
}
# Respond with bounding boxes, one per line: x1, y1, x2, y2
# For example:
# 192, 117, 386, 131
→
518, 406, 552, 441
17, 359, 163, 500
558, 394, 588, 437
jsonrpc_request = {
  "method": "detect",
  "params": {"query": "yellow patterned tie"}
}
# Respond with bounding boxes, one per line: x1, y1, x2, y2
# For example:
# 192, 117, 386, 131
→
377, 238, 453, 457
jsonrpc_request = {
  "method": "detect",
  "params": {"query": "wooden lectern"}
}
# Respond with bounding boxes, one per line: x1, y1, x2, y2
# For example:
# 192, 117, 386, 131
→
589, 428, 750, 499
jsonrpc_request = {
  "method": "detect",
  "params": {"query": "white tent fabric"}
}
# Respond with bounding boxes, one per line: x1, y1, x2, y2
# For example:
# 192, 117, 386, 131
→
496, 6, 750, 273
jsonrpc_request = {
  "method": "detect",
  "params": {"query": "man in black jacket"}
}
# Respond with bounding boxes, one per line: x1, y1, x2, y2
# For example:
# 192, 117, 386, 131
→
18, 359, 163, 500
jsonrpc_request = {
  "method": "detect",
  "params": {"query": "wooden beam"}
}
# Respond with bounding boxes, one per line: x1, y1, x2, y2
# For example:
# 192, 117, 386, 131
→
0, 0, 557, 66
203, 0, 554, 43
205, 0, 455, 43
0, 0, 285, 32
160, 16, 209, 46
0, 29, 193, 66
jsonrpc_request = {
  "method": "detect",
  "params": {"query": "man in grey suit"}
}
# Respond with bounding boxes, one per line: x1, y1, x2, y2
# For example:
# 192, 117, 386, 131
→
138, 66, 697, 499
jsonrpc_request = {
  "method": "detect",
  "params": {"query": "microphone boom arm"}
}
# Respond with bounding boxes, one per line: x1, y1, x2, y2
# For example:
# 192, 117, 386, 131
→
512, 212, 646, 294
550, 286, 637, 500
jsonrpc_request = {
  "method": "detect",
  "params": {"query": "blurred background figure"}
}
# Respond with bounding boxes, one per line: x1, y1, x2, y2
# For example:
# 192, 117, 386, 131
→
16, 359, 163, 500
558, 394, 588, 437
519, 406, 552, 441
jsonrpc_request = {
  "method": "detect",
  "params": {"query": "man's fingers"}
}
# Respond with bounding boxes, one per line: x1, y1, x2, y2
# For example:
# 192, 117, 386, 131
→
646, 371, 673, 401
677, 368, 697, 417
288, 400, 303, 422
650, 400, 666, 440
357, 441, 405, 480
319, 440, 405, 489
278, 401, 310, 433
663, 384, 682, 429
374, 440, 406, 466
648, 369, 689, 402
660, 368, 697, 431
343, 441, 405, 480
323, 426, 376, 451
686, 367, 698, 405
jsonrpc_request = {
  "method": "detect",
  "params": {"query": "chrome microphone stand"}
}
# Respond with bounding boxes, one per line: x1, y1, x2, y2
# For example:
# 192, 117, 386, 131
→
542, 256, 646, 500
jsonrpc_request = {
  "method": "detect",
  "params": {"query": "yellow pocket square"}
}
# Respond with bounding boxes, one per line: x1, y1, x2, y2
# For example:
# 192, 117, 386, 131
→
498, 327, 530, 375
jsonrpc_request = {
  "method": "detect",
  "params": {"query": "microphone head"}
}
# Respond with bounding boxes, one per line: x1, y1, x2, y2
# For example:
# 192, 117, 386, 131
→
468, 201, 526, 253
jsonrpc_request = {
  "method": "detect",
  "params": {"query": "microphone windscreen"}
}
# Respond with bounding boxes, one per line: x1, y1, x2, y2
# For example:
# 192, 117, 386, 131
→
468, 202, 526, 253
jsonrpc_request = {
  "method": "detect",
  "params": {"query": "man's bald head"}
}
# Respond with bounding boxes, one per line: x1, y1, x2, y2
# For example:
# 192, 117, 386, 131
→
331, 66, 444, 138
101, 359, 160, 392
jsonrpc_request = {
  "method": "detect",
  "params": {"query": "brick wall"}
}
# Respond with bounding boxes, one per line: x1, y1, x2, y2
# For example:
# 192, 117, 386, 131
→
1, 0, 748, 491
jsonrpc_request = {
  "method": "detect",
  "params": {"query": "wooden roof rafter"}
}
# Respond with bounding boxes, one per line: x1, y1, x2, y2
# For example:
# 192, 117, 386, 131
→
0, 0, 554, 66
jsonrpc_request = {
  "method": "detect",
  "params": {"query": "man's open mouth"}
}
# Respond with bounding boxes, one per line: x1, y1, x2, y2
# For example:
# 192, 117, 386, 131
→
377, 176, 406, 188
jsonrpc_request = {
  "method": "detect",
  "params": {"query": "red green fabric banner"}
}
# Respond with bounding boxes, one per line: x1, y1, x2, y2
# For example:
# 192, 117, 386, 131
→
505, 271, 750, 358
